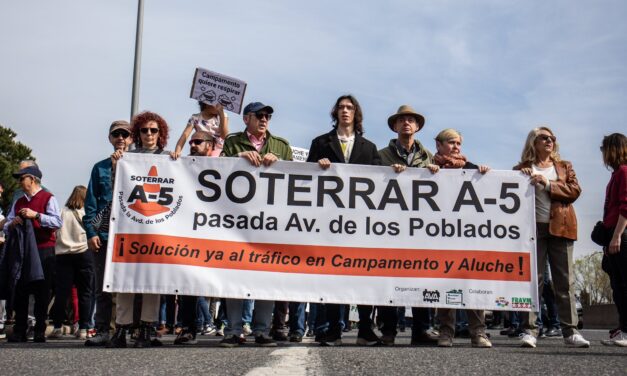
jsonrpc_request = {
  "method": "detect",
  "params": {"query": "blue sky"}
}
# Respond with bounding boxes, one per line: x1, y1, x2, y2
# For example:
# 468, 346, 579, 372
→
1, 0, 626, 258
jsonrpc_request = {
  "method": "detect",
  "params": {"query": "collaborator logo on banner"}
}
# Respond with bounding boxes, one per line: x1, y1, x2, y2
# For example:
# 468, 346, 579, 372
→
446, 289, 464, 306
511, 297, 532, 309
495, 297, 510, 308
118, 166, 183, 224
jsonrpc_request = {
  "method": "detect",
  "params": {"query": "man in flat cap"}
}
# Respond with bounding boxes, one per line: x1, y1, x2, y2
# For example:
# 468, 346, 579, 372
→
5, 165, 62, 342
84, 120, 134, 346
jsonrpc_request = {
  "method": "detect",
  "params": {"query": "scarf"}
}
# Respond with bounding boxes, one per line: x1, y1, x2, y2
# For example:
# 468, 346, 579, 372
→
433, 153, 467, 169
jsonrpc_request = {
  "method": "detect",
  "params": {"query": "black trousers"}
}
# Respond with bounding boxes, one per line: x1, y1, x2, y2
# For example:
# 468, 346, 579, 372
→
179, 295, 199, 333
14, 246, 56, 334
93, 241, 113, 333
52, 251, 95, 329
606, 230, 627, 331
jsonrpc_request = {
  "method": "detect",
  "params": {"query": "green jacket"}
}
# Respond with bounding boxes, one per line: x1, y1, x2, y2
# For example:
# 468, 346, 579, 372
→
222, 131, 293, 161
378, 139, 433, 168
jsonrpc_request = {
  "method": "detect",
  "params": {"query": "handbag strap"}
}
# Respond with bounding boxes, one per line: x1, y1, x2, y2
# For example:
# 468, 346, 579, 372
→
72, 209, 86, 230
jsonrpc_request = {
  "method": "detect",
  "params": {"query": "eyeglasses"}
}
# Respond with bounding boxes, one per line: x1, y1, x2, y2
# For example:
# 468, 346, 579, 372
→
110, 130, 130, 138
140, 127, 159, 134
537, 134, 556, 143
254, 113, 272, 120
337, 104, 355, 111
189, 139, 211, 146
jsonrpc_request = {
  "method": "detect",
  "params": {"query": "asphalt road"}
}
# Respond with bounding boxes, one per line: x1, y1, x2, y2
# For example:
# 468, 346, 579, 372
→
0, 329, 625, 375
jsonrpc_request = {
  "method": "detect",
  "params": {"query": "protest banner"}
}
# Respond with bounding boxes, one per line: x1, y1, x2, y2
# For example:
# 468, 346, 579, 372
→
103, 154, 538, 311
189, 67, 247, 114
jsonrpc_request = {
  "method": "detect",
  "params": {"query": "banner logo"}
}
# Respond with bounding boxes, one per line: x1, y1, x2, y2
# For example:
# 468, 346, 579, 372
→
423, 289, 441, 303
446, 289, 464, 306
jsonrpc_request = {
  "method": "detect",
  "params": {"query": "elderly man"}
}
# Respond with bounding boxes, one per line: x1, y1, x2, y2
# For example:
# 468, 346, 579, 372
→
172, 130, 216, 346
219, 101, 292, 347
378, 105, 441, 347
5, 165, 62, 342
83, 120, 134, 346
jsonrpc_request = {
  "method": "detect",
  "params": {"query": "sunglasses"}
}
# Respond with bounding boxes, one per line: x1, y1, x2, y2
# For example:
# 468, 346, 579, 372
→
337, 104, 355, 111
140, 127, 159, 134
537, 134, 556, 143
254, 113, 272, 120
189, 139, 211, 146
110, 130, 130, 138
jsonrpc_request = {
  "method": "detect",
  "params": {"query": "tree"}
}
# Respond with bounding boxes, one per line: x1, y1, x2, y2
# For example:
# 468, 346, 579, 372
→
574, 252, 613, 305
0, 125, 34, 212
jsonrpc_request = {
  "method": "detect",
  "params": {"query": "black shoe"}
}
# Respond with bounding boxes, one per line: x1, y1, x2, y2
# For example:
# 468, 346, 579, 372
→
33, 332, 46, 343
399, 326, 406, 333
105, 326, 128, 348
342, 326, 351, 332
410, 331, 438, 346
305, 329, 315, 337
289, 333, 303, 343
456, 327, 470, 338
219, 335, 241, 348
272, 331, 288, 341
544, 327, 562, 337
356, 328, 382, 346
174, 330, 197, 345
255, 334, 278, 347
319, 332, 342, 346
508, 328, 524, 338
7, 331, 27, 343
133, 322, 152, 348
85, 331, 110, 346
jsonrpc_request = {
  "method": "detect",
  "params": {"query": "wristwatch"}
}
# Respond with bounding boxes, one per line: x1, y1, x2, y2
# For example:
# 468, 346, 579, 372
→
35, 212, 41, 220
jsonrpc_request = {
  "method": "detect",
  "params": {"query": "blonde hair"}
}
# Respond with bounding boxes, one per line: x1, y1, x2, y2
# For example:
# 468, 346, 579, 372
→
519, 126, 561, 165
435, 128, 462, 143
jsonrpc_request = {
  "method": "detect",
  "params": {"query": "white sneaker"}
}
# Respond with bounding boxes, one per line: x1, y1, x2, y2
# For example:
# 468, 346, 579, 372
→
564, 333, 590, 348
519, 333, 537, 348
242, 323, 253, 336
75, 329, 87, 340
47, 328, 63, 339
602, 331, 627, 347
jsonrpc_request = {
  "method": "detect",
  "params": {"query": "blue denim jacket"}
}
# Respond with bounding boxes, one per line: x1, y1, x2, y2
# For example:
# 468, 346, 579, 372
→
83, 158, 113, 241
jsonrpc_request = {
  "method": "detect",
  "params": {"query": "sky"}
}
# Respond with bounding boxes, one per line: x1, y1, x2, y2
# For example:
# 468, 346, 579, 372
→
1, 0, 626, 259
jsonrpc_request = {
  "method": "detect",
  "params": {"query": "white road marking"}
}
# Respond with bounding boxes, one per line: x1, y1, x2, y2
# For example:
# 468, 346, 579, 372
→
245, 347, 322, 376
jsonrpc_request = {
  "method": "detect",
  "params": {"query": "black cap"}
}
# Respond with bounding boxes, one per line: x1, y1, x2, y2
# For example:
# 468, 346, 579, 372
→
13, 166, 43, 180
243, 102, 274, 115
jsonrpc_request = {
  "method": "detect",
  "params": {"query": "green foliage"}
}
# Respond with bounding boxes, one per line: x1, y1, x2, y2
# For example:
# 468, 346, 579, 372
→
0, 125, 34, 212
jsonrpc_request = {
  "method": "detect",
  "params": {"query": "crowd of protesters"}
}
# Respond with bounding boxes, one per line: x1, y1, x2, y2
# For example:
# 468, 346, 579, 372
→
0, 94, 625, 349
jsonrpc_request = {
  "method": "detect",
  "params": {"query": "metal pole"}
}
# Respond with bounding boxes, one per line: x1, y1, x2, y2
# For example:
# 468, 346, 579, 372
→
130, 0, 144, 119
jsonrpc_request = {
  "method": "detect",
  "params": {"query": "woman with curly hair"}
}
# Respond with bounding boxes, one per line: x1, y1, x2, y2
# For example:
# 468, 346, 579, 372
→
108, 111, 171, 348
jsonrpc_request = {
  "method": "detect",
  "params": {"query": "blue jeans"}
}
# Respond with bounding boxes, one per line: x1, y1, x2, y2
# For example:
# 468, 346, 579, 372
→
289, 302, 306, 336
196, 297, 213, 328
242, 299, 254, 324
225, 299, 272, 337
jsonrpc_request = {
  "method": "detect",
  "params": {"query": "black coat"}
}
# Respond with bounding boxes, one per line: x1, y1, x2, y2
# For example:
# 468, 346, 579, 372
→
0, 219, 44, 305
306, 130, 382, 166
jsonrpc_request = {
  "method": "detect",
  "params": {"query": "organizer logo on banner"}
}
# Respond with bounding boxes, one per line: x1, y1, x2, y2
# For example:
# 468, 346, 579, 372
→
190, 67, 247, 114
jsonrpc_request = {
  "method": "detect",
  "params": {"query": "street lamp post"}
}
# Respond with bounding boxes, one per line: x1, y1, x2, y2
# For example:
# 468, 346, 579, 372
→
131, 0, 144, 119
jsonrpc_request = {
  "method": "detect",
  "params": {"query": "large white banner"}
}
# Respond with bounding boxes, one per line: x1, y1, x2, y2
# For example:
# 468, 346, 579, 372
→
104, 154, 538, 311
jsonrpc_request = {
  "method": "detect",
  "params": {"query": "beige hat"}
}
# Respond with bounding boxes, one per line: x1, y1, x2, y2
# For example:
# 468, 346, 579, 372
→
109, 120, 131, 133
387, 105, 425, 131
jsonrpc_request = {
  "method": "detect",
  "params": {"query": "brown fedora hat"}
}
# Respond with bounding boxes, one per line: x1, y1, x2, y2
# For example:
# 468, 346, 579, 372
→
387, 105, 425, 131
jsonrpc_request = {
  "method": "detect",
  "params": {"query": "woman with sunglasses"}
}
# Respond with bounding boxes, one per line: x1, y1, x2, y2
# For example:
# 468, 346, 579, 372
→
599, 133, 627, 346
514, 126, 589, 348
431, 128, 492, 348
107, 111, 171, 348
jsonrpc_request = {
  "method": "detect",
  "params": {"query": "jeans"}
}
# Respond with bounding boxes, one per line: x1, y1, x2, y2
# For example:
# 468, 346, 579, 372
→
196, 297, 213, 328
606, 230, 627, 332
242, 299, 254, 324
289, 302, 306, 336
159, 295, 176, 327
225, 299, 273, 337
